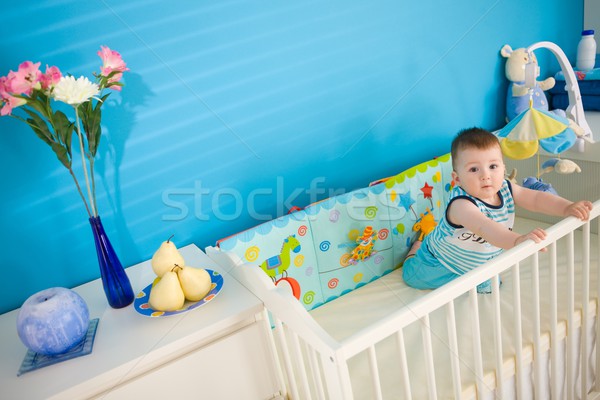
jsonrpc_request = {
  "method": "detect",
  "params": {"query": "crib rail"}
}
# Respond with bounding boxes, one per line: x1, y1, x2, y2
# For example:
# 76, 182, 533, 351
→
234, 200, 600, 399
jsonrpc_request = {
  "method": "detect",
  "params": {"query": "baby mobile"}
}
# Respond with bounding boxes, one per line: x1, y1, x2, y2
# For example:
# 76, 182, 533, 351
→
497, 42, 590, 193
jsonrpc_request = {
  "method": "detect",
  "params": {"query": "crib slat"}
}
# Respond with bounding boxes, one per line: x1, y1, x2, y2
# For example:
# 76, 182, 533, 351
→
304, 342, 326, 400
290, 330, 313, 400
394, 330, 412, 400
512, 262, 525, 399
468, 288, 485, 399
319, 351, 353, 400
567, 231, 575, 400
420, 314, 438, 400
582, 221, 591, 400
597, 218, 600, 394
367, 346, 383, 400
491, 275, 504, 399
445, 301, 462, 399
274, 319, 301, 400
549, 241, 560, 399
531, 252, 543, 399
260, 310, 288, 399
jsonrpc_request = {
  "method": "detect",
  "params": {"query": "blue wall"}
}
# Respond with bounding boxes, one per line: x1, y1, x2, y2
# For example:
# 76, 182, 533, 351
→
0, 1, 583, 314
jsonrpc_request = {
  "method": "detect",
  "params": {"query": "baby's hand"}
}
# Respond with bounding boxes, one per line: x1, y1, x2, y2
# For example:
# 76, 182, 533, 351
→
564, 201, 593, 221
514, 228, 547, 250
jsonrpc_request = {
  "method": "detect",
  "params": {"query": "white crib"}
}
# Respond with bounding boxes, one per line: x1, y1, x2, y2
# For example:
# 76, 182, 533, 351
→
206, 41, 599, 399
217, 202, 600, 399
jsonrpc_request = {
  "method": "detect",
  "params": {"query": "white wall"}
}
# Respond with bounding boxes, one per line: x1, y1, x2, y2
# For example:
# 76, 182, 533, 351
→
584, 0, 600, 53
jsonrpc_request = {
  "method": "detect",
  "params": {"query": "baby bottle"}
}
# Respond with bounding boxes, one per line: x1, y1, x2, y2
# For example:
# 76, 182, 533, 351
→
576, 29, 596, 71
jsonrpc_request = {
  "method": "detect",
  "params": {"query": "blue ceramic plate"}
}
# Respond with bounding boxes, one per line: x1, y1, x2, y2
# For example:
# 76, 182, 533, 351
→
134, 269, 223, 317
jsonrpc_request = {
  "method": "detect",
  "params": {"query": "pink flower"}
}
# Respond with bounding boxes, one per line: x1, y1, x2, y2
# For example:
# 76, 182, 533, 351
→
40, 65, 62, 91
8, 61, 42, 96
0, 95, 27, 116
98, 46, 129, 91
0, 76, 9, 98
0, 76, 27, 116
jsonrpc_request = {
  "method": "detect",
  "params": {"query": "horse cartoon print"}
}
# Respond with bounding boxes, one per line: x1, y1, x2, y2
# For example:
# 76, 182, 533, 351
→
260, 235, 301, 282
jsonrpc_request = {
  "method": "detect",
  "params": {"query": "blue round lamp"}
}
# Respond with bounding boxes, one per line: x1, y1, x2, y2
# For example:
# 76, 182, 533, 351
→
17, 287, 90, 356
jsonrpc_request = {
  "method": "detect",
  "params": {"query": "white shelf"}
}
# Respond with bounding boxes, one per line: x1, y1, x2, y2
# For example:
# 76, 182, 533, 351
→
0, 244, 282, 399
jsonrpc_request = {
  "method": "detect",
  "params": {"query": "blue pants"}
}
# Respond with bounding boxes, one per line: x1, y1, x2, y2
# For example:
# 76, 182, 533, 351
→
402, 244, 458, 289
402, 243, 496, 294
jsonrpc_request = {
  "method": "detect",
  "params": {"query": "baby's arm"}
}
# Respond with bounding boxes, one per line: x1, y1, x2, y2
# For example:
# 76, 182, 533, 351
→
448, 198, 546, 250
512, 184, 593, 221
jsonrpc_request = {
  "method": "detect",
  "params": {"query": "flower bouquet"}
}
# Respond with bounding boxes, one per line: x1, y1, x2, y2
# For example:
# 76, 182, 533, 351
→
0, 46, 135, 308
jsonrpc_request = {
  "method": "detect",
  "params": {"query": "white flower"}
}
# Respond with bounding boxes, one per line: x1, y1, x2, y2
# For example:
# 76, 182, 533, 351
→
52, 75, 100, 105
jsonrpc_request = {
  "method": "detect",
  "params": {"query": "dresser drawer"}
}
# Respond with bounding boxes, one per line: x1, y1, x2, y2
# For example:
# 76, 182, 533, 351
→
97, 321, 281, 400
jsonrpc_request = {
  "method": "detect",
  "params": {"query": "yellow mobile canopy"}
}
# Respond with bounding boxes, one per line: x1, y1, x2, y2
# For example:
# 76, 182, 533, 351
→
496, 104, 576, 160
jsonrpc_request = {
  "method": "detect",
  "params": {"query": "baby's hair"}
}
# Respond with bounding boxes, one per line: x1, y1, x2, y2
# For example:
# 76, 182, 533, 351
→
451, 127, 501, 169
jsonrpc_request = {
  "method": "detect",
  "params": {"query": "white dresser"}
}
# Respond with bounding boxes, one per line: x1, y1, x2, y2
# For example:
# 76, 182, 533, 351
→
0, 245, 284, 400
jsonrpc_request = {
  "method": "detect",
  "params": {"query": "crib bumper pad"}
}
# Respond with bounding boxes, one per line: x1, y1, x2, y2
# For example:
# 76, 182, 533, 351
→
217, 153, 454, 311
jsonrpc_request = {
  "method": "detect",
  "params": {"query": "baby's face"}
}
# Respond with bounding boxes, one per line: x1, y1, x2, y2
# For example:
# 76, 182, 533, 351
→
452, 145, 505, 203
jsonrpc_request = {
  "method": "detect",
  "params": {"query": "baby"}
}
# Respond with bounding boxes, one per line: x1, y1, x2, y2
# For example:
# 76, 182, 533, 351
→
402, 127, 593, 293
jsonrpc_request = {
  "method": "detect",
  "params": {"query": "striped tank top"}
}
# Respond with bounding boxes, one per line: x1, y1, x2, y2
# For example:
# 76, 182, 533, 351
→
424, 179, 515, 275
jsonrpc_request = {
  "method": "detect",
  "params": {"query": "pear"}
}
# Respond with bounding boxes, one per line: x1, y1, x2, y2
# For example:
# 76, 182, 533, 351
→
151, 235, 185, 277
148, 269, 185, 311
176, 266, 212, 301
151, 276, 161, 288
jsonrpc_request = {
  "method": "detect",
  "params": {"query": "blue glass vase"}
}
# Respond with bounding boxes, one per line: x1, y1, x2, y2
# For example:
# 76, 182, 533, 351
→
89, 216, 134, 308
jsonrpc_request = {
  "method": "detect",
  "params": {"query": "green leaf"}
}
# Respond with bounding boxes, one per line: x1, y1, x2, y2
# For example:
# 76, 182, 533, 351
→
53, 110, 74, 156
23, 115, 71, 169
25, 98, 49, 119
91, 108, 102, 157
106, 82, 124, 89
98, 71, 125, 89
50, 142, 71, 169
105, 70, 122, 79
25, 90, 52, 119
28, 120, 54, 147
22, 109, 54, 144
80, 96, 107, 157
79, 106, 94, 153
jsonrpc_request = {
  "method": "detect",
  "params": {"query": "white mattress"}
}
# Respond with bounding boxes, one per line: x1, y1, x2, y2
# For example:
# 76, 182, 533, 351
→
308, 217, 599, 399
